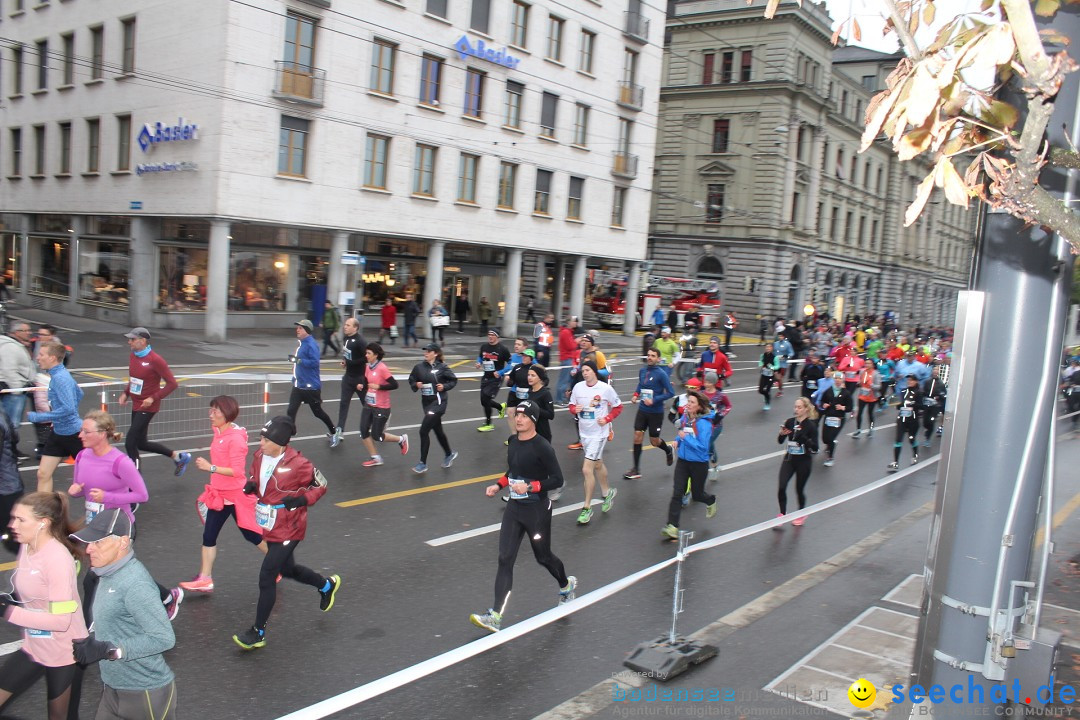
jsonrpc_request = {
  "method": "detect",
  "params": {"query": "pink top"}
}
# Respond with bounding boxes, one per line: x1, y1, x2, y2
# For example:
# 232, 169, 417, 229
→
69, 447, 148, 524
4, 537, 88, 666
198, 423, 260, 534
364, 362, 394, 409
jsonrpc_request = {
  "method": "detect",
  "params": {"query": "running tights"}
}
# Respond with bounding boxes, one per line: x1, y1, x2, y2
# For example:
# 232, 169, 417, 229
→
894, 418, 920, 461
256, 541, 326, 630
821, 418, 844, 458
758, 375, 773, 404
855, 399, 876, 431
493, 499, 568, 614
777, 457, 812, 514
667, 459, 714, 527
419, 411, 452, 463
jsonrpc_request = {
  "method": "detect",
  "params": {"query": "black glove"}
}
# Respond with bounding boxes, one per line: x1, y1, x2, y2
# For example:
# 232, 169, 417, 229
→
242, 480, 258, 495
281, 495, 308, 510
73, 636, 114, 665
0, 591, 13, 609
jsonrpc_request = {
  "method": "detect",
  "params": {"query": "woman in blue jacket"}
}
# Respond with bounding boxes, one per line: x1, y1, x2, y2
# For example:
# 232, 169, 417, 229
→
662, 390, 718, 539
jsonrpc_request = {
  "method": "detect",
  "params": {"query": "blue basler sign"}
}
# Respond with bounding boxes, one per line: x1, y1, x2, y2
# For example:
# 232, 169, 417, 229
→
454, 35, 521, 69
138, 118, 199, 153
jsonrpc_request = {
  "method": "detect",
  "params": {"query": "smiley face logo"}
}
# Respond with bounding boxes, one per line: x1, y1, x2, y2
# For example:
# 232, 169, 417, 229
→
848, 678, 877, 708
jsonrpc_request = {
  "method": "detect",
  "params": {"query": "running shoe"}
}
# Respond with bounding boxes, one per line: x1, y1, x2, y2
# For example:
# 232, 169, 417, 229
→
912, 454, 919, 465
477, 424, 495, 432
576, 508, 593, 525
823, 459, 834, 467
869, 427, 876, 437
173, 452, 192, 477
232, 626, 266, 650
469, 610, 502, 633
922, 439, 931, 448
559, 576, 578, 605
500, 492, 510, 502
332, 427, 344, 447
776, 389, 783, 397
499, 402, 507, 419
319, 575, 341, 612
398, 434, 410, 454
179, 575, 213, 593
442, 451, 459, 468
567, 442, 583, 450
549, 487, 563, 501
936, 427, 944, 435
623, 468, 642, 480
362, 457, 383, 467
887, 462, 899, 472
165, 587, 184, 621
504, 439, 509, 446
665, 445, 674, 467
763, 403, 770, 411
706, 501, 718, 519
413, 462, 428, 474
327, 432, 340, 449
773, 513, 787, 529
601, 488, 618, 513
791, 515, 805, 527
661, 524, 679, 540
852, 430, 863, 438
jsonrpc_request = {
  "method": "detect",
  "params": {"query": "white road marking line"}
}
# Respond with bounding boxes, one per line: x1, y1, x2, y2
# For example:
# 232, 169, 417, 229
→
426, 499, 603, 547
0, 640, 23, 656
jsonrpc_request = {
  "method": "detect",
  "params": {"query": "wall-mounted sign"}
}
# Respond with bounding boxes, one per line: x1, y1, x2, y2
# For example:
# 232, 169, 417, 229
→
130, 201, 143, 210
454, 36, 520, 69
138, 118, 199, 152
136, 161, 198, 176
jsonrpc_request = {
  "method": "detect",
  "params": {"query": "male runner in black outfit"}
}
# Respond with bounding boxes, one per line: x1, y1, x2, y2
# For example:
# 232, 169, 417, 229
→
333, 316, 367, 445
475, 330, 511, 433
469, 401, 577, 633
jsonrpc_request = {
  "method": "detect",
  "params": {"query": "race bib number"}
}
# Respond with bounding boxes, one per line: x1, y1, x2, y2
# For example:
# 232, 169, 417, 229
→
899, 408, 914, 418
343, 348, 352, 361
922, 397, 936, 406
761, 368, 774, 378
255, 503, 278, 531
482, 360, 496, 372
844, 371, 857, 381
508, 477, 529, 500
859, 388, 874, 398
128, 378, 144, 395
579, 409, 596, 420
421, 383, 434, 396
824, 416, 841, 427
640, 389, 653, 403
805, 380, 817, 390
514, 387, 528, 400
27, 628, 52, 638
85, 501, 104, 525
365, 392, 377, 405
786, 441, 804, 455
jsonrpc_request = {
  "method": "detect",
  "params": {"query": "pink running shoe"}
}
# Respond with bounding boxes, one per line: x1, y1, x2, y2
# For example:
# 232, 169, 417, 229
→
179, 575, 214, 593
398, 434, 410, 455
792, 516, 805, 527
165, 587, 184, 621
362, 458, 384, 467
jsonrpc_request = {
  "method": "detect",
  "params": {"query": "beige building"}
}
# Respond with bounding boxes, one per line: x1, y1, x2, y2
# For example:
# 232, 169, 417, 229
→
648, 0, 975, 328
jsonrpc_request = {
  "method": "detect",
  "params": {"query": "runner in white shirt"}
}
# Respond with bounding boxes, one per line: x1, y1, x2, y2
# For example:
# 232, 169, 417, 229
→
568, 361, 623, 525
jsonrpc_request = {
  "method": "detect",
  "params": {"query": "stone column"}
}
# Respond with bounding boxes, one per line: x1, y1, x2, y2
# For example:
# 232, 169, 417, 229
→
128, 217, 157, 327
569, 255, 587, 323
623, 261, 641, 336
16, 214, 30, 302
779, 120, 798, 224
327, 230, 348, 308
503, 248, 523, 337
534, 253, 549, 303
205, 219, 230, 342
805, 128, 824, 231
421, 241, 445, 338
553, 257, 566, 325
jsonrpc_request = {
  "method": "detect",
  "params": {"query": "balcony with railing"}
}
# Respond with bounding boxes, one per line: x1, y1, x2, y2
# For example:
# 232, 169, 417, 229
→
623, 11, 649, 43
616, 81, 644, 110
273, 60, 326, 106
612, 151, 638, 179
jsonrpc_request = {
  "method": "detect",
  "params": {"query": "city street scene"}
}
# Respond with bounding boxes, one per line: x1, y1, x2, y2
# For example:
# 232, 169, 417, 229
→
1, 0, 1079, 719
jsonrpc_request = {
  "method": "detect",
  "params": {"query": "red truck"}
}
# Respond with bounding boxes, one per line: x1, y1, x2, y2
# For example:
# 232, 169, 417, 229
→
590, 275, 721, 328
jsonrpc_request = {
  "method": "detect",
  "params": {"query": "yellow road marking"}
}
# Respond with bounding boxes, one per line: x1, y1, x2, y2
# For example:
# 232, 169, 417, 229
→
449, 359, 472, 368
1035, 489, 1080, 548
80, 371, 115, 380
0, 561, 13, 571
336, 473, 501, 507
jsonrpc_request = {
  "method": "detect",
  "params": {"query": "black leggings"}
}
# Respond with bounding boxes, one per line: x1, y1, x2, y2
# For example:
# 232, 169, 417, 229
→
493, 499, 568, 614
0, 651, 82, 720
922, 409, 940, 438
777, 457, 812, 514
855, 399, 876, 430
894, 417, 920, 460
125, 411, 174, 466
480, 379, 502, 422
337, 374, 364, 430
758, 374, 773, 403
256, 541, 327, 630
286, 388, 336, 434
202, 504, 263, 547
820, 416, 845, 458
667, 458, 714, 527
419, 409, 451, 463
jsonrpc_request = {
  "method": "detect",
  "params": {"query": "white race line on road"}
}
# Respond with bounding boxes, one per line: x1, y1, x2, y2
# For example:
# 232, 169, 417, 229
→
426, 499, 603, 547
0, 640, 23, 657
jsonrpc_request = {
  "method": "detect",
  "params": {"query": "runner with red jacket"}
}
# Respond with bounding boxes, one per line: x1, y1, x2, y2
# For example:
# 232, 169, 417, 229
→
118, 327, 190, 475
232, 416, 340, 650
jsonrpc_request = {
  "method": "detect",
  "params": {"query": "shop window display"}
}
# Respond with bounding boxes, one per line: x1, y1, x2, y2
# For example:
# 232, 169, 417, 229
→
79, 240, 130, 306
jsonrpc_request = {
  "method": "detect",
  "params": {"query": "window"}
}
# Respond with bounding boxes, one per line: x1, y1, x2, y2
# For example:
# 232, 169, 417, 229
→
58, 122, 72, 174
578, 30, 595, 73
540, 92, 558, 138
458, 153, 479, 203
86, 118, 100, 173
511, 1, 529, 48
702, 53, 714, 85
573, 103, 589, 146
9, 128, 21, 177
845, 211, 853, 243
90, 26, 104, 80
464, 68, 485, 118
707, 184, 724, 223
712, 119, 729, 153
470, 0, 490, 34
611, 187, 627, 227
740, 49, 752, 82
498, 162, 517, 209
413, 144, 436, 196
534, 169, 552, 214
836, 147, 844, 178
370, 40, 396, 95
861, 74, 876, 91
568, 176, 583, 219
816, 202, 823, 232
857, 215, 866, 248
617, 118, 632, 155
121, 18, 136, 74
547, 15, 563, 62
35, 40, 47, 90
33, 125, 45, 175
841, 90, 849, 116
504, 81, 524, 128
419, 55, 442, 106
790, 191, 800, 224
623, 49, 638, 85
278, 116, 309, 177
876, 166, 884, 192
364, 134, 390, 189
12, 45, 23, 95
829, 205, 839, 238
116, 114, 131, 171
796, 126, 806, 161
849, 154, 857, 182
284, 12, 316, 77
426, 0, 447, 18
61, 33, 75, 85
720, 51, 734, 83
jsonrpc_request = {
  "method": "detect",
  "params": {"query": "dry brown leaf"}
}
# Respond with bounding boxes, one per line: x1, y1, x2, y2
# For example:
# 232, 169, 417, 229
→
909, 8, 920, 35
963, 24, 1017, 73
762, 0, 782, 19
1034, 0, 1062, 16
831, 24, 842, 46
853, 18, 862, 42
923, 1, 936, 24
904, 65, 942, 127
938, 157, 971, 206
964, 154, 983, 186
905, 173, 936, 226
898, 128, 933, 160
862, 86, 904, 151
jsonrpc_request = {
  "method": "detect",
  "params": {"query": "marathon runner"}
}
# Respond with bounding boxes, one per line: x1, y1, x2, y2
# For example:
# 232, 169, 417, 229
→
569, 361, 622, 525
118, 327, 191, 474
623, 348, 675, 480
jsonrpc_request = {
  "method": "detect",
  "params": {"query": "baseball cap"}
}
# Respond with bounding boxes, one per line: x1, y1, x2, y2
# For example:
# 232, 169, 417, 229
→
515, 400, 540, 423
295, 319, 314, 333
580, 333, 595, 344
421, 342, 440, 352
260, 415, 296, 446
124, 327, 151, 340
523, 349, 536, 359
686, 377, 703, 388
70, 508, 132, 543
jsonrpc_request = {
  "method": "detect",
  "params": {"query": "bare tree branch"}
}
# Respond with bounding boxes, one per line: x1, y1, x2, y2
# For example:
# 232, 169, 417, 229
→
884, 0, 923, 60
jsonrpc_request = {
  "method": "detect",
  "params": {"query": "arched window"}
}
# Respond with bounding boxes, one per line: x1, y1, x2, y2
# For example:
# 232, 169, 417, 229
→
696, 256, 724, 280
790, 265, 802, 282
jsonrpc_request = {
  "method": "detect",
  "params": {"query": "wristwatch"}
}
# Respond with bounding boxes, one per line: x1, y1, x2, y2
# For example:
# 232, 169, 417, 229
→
107, 646, 123, 661
210, 465, 217, 474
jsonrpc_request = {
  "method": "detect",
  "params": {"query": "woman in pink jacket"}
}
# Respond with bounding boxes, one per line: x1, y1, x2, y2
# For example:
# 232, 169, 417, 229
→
180, 395, 266, 594
0, 491, 87, 720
